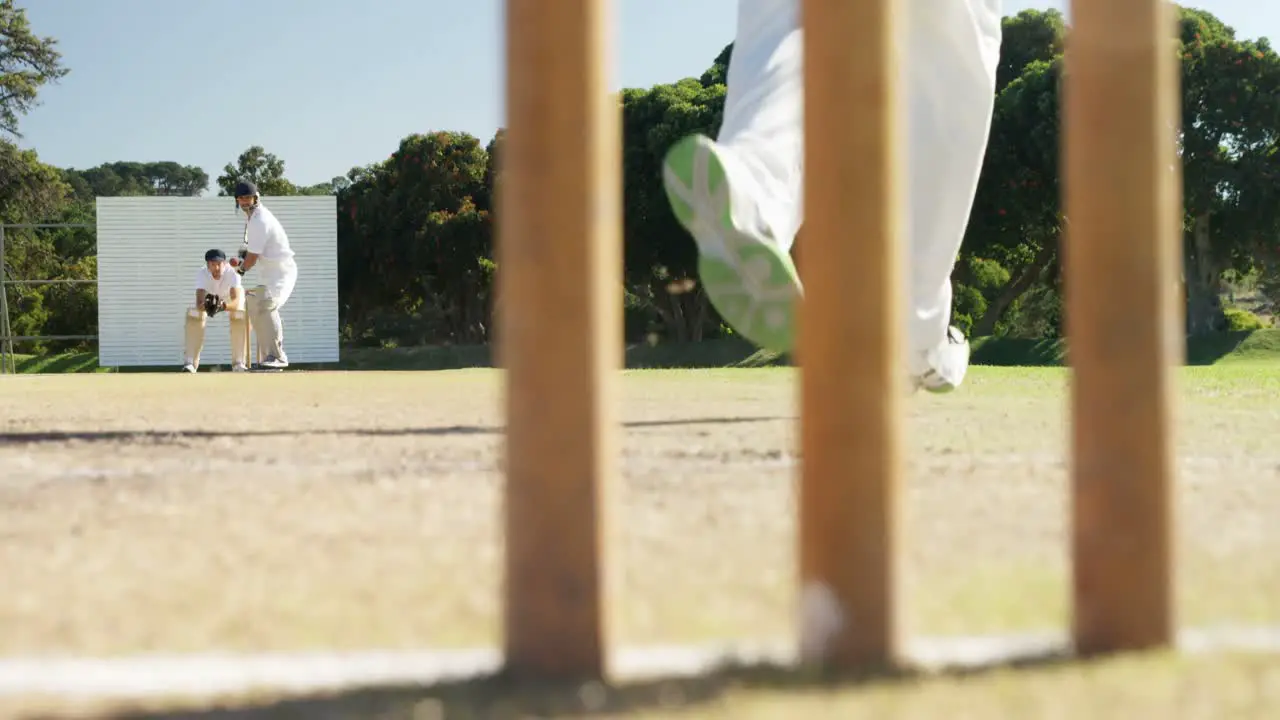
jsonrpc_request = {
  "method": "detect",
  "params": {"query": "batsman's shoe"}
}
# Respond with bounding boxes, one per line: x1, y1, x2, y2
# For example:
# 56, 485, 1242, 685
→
260, 356, 288, 370
913, 326, 970, 394
231, 363, 248, 372
662, 134, 801, 354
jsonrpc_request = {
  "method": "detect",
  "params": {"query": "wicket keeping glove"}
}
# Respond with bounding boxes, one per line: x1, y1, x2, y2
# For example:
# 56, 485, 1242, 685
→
204, 293, 225, 317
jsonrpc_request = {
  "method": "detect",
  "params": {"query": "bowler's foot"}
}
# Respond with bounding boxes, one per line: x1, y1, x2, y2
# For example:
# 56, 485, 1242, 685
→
662, 134, 801, 354
913, 326, 970, 394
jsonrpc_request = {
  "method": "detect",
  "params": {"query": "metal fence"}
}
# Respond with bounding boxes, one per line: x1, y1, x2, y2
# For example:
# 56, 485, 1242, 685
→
0, 223, 97, 374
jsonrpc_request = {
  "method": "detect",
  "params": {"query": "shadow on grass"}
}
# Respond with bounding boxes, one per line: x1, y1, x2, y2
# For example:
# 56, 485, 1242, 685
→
968, 329, 1280, 368
15, 330, 1280, 375
1182, 329, 1276, 365
13, 352, 103, 374
0, 416, 791, 446
85, 650, 1078, 720
326, 338, 780, 373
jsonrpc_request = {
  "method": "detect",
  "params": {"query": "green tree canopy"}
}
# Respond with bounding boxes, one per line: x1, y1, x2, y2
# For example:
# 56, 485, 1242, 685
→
336, 131, 494, 346
216, 145, 300, 196
62, 161, 210, 200
0, 0, 68, 138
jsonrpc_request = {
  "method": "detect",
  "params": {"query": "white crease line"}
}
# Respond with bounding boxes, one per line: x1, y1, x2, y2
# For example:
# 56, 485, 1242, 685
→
0, 649, 501, 698
3, 627, 1280, 700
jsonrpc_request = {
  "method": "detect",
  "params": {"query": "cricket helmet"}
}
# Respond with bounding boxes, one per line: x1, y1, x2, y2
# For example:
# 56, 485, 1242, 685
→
233, 179, 260, 212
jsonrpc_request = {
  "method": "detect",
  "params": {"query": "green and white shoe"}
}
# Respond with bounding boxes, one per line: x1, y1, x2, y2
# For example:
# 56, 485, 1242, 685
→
661, 134, 802, 354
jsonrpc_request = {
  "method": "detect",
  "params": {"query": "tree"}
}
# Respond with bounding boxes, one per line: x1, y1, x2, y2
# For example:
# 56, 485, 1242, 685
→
699, 43, 732, 87
0, 140, 77, 350
480, 127, 504, 213
62, 161, 210, 200
620, 49, 730, 342
958, 5, 1280, 338
296, 177, 348, 196
336, 131, 494, 346
216, 146, 299, 196
962, 57, 1063, 336
995, 8, 1066, 93
953, 10, 1067, 337
1177, 7, 1280, 333
0, 0, 69, 138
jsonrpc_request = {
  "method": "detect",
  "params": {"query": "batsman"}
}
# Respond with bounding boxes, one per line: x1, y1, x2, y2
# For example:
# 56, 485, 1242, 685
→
230, 180, 297, 370
182, 248, 249, 373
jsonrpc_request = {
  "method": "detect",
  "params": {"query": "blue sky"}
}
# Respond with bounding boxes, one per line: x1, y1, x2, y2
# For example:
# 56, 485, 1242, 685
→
19, 0, 1278, 191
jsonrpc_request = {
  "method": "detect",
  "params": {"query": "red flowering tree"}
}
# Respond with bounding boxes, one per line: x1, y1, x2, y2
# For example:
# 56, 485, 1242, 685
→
959, 5, 1280, 338
1178, 8, 1280, 333
336, 131, 494, 346
959, 9, 1067, 337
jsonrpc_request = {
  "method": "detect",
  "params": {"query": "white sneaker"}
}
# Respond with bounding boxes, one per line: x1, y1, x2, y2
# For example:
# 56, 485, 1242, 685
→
662, 134, 802, 353
913, 326, 970, 393
231, 363, 248, 372
260, 356, 289, 370
181, 362, 196, 373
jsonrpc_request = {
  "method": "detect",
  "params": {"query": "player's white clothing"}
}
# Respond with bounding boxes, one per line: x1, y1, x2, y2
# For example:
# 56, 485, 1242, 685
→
662, 0, 1002, 391
184, 265, 248, 372
243, 202, 297, 366
244, 203, 298, 307
195, 264, 242, 298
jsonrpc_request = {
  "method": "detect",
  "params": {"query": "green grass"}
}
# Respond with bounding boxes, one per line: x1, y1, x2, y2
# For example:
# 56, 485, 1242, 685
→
971, 327, 1280, 366
7, 328, 1280, 375
6, 350, 110, 374
2, 337, 785, 375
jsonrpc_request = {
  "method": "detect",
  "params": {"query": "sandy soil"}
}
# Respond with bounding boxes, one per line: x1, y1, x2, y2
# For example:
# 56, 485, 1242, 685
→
1, 367, 1278, 666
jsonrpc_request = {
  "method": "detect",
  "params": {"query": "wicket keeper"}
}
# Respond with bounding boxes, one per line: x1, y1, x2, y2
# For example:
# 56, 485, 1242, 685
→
182, 248, 249, 373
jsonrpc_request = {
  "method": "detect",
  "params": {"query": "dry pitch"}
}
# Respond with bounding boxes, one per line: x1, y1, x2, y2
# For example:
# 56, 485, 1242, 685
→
2, 365, 1279, 718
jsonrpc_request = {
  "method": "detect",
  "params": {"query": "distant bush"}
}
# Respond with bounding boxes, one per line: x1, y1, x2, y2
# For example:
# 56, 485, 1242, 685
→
1224, 307, 1265, 331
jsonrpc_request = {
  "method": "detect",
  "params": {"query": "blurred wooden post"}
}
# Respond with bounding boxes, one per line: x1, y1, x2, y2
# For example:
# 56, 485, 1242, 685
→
797, 0, 905, 667
497, 0, 621, 679
1063, 0, 1180, 654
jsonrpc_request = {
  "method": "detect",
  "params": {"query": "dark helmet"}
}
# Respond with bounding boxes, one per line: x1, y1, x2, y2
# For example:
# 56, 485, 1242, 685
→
205, 248, 227, 263
233, 179, 260, 212
233, 180, 259, 198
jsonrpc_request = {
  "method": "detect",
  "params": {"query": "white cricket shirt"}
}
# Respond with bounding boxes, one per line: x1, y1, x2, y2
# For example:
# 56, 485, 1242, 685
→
195, 263, 242, 298
244, 203, 299, 305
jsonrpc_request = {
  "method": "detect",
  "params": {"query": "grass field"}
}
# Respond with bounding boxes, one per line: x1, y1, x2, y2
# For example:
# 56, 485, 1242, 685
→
2, 365, 1279, 718
7, 327, 1280, 374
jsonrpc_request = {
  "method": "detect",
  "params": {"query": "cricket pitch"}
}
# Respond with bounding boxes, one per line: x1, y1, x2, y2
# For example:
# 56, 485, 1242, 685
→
2, 366, 1278, 717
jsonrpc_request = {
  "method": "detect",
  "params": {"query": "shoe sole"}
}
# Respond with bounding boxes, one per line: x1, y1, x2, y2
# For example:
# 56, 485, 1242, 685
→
661, 135, 801, 354
918, 368, 959, 394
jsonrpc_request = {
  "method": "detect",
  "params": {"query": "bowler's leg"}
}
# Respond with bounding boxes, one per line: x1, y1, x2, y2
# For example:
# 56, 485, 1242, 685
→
904, 0, 1002, 391
714, 0, 805, 250
660, 0, 804, 353
183, 308, 206, 372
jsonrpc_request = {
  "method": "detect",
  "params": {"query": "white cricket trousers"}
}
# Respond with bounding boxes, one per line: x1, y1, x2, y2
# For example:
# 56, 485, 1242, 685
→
721, 0, 1003, 367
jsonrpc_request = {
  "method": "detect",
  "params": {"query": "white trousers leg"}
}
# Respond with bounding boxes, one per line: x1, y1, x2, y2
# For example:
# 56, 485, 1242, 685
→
716, 0, 806, 251
719, 0, 1003, 366
246, 287, 288, 362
